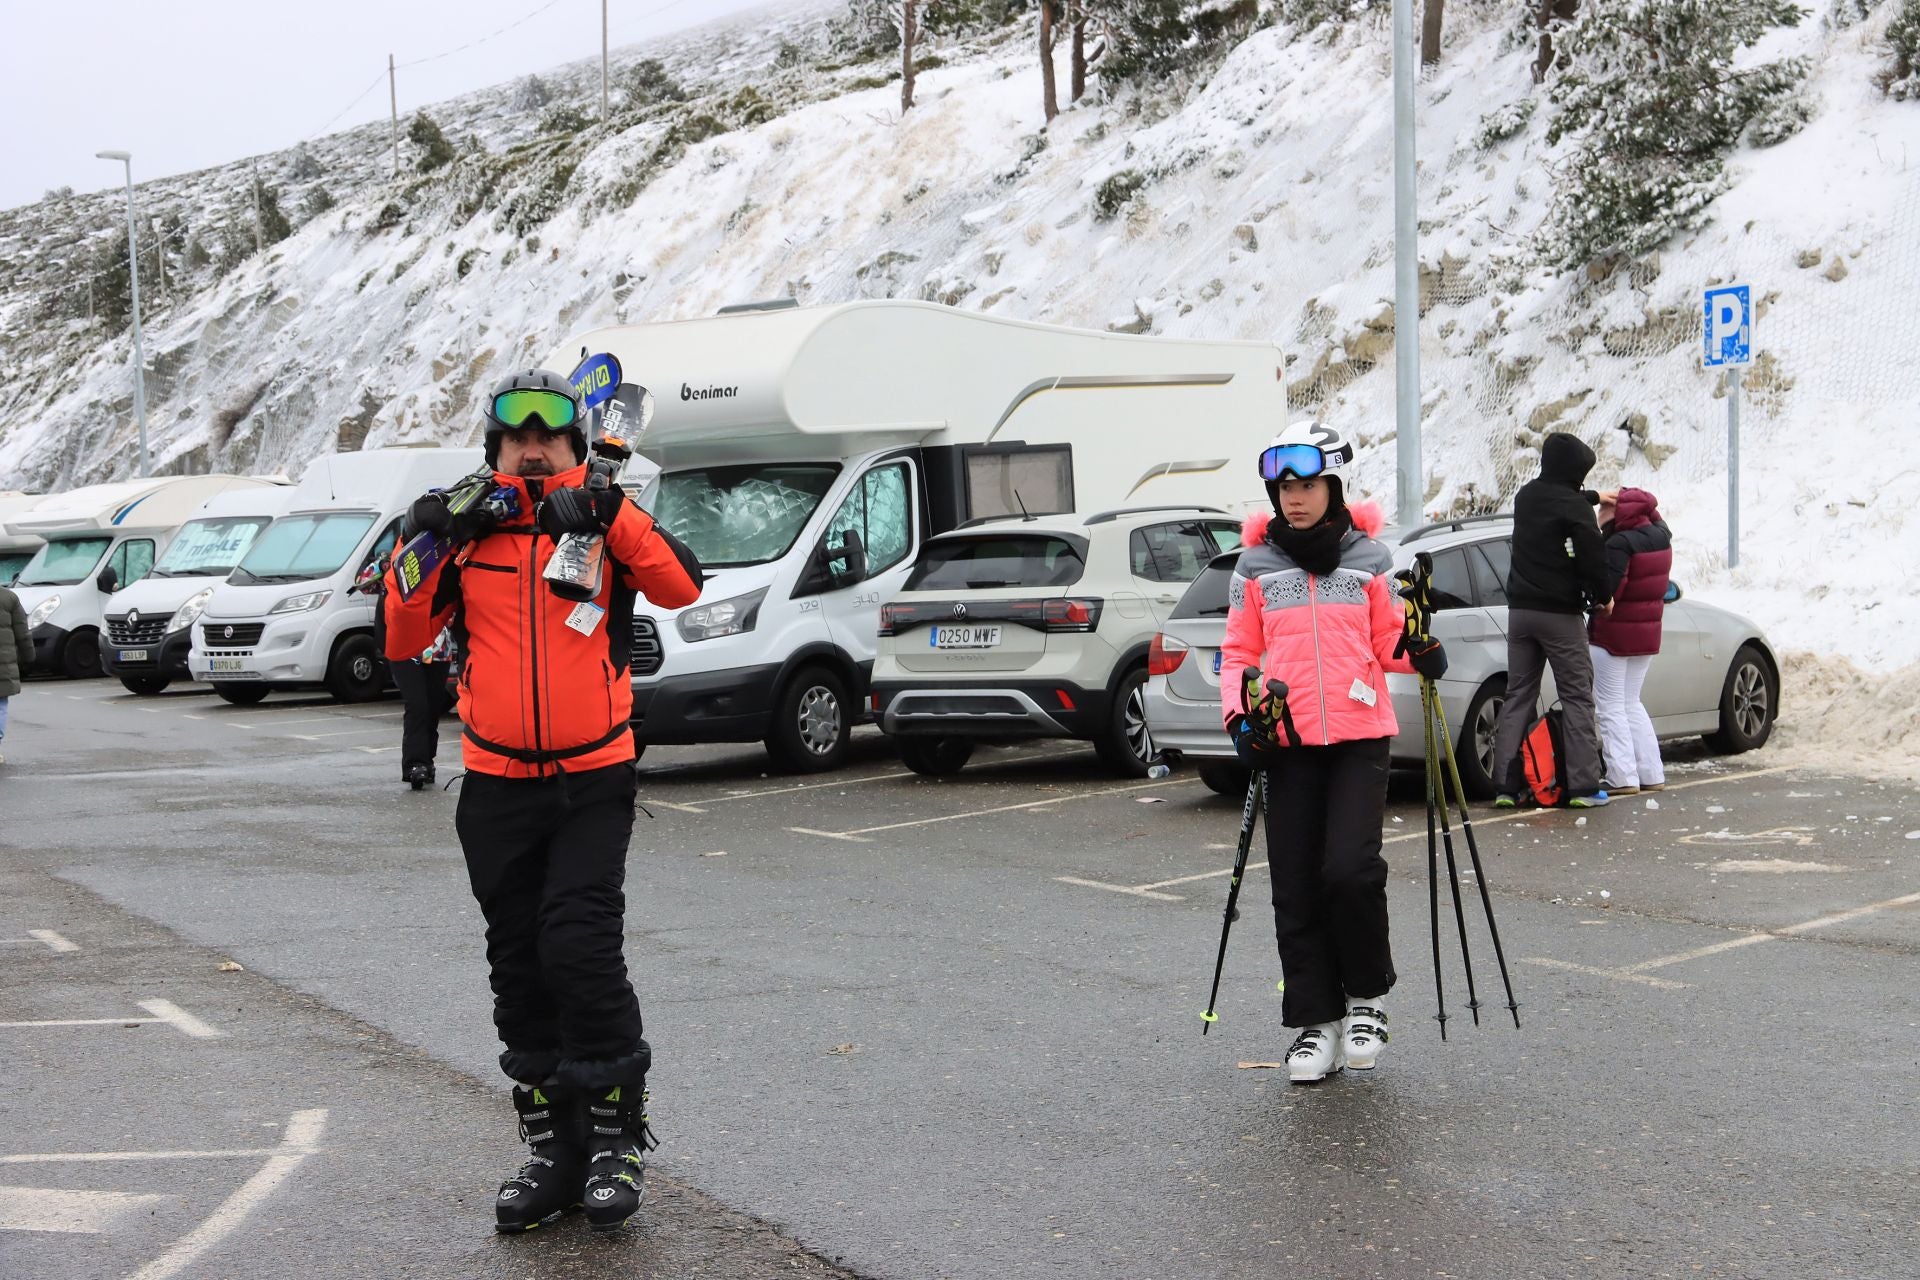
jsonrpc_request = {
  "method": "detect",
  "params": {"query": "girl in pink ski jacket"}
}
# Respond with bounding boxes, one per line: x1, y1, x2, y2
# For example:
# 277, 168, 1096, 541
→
1217, 421, 1447, 1083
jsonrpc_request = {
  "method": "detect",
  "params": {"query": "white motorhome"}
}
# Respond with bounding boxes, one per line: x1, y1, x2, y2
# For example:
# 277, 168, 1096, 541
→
101, 484, 297, 694
190, 447, 484, 705
0, 491, 50, 586
10, 476, 282, 679
547, 300, 1283, 771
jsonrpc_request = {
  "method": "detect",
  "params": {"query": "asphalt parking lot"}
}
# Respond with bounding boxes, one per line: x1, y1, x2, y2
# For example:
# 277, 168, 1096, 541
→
3, 679, 1917, 1279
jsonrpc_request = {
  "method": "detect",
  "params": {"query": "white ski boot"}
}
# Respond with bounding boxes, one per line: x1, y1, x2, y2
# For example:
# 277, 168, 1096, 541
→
1286, 1022, 1345, 1083
1343, 998, 1388, 1070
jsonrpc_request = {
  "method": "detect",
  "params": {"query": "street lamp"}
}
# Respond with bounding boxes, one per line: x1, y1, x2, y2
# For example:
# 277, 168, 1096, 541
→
96, 149, 150, 479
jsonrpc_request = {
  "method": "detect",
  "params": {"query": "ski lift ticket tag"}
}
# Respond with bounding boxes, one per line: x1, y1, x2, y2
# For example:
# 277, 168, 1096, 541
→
564, 600, 606, 636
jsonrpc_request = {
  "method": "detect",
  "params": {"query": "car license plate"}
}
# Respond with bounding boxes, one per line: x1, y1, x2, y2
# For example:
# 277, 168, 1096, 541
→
209, 658, 247, 673
119, 649, 149, 663
932, 625, 1001, 650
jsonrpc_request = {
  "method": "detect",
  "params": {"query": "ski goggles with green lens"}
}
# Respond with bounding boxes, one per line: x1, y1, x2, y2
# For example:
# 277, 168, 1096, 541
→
491, 387, 579, 430
1258, 441, 1351, 481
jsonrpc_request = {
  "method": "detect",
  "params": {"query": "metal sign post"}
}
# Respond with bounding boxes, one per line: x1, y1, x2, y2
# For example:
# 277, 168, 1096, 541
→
1702, 284, 1753, 569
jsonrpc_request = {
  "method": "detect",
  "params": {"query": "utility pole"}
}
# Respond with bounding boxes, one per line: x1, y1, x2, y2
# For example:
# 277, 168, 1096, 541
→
601, 0, 610, 120
152, 216, 167, 299
251, 162, 264, 255
1391, 0, 1422, 528
389, 54, 400, 180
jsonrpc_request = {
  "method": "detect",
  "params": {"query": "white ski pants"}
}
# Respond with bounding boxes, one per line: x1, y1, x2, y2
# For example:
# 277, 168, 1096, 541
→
1589, 647, 1663, 790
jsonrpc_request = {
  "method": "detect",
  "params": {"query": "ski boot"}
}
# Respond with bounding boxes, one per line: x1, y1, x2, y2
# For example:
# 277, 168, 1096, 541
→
494, 1085, 584, 1233
581, 1084, 657, 1232
1286, 1022, 1345, 1083
404, 762, 434, 791
1342, 998, 1388, 1071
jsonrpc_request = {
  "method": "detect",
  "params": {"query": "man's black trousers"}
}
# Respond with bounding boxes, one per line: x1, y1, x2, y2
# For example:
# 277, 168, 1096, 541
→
389, 658, 450, 771
1263, 735, 1396, 1028
454, 763, 650, 1089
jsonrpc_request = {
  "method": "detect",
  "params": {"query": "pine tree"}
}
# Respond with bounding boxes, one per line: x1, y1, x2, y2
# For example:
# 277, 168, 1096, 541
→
255, 180, 294, 245
408, 111, 457, 172
1541, 0, 1807, 268
513, 74, 553, 112
1887, 0, 1920, 100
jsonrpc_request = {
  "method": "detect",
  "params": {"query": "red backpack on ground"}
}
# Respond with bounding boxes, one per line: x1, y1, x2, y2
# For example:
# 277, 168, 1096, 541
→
1520, 707, 1568, 807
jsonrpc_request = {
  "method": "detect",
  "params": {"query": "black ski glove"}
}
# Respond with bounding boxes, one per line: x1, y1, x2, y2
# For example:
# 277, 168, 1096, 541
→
1406, 637, 1448, 679
449, 503, 502, 545
540, 484, 624, 538
1227, 714, 1278, 767
405, 493, 451, 540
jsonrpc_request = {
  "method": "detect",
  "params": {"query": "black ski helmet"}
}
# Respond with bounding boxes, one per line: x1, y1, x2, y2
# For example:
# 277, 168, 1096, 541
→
482, 368, 586, 468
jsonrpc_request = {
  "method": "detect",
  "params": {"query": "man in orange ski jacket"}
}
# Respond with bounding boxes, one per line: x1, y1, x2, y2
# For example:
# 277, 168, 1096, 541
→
384, 368, 700, 1235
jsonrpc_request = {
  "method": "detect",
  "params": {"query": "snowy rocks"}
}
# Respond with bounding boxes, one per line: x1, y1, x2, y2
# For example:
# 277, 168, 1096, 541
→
1527, 388, 1592, 432
1232, 222, 1258, 252
1822, 255, 1849, 282
1107, 299, 1155, 335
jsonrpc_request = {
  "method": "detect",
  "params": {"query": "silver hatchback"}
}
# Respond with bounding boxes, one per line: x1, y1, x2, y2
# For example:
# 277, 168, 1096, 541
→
1144, 515, 1781, 797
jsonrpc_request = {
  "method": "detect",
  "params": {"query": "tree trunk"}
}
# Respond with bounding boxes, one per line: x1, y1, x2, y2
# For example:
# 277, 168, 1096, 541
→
1070, 10, 1087, 103
902, 0, 919, 113
1040, 1, 1059, 123
1532, 0, 1578, 83
1421, 0, 1444, 66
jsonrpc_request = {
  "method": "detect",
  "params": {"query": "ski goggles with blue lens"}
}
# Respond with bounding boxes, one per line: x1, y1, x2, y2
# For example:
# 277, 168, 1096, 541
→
1258, 441, 1350, 481
491, 387, 578, 430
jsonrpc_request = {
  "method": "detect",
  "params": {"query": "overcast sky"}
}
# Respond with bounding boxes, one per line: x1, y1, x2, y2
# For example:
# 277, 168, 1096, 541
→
1, 0, 787, 211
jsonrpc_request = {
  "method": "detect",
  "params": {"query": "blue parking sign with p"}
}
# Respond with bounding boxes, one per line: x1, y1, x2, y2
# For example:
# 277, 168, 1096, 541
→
1703, 285, 1752, 368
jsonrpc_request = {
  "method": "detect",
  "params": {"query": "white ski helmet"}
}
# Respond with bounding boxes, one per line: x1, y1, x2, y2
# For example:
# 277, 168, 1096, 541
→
1258, 420, 1354, 504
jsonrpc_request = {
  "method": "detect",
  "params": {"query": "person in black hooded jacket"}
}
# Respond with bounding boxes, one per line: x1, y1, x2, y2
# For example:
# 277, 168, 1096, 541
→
1489, 433, 1615, 807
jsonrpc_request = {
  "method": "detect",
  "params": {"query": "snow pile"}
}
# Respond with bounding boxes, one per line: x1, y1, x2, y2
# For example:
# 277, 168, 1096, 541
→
0, 0, 1915, 691
1771, 652, 1920, 785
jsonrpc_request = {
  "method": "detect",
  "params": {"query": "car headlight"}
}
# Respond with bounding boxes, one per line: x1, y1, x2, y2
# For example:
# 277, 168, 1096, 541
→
269, 590, 332, 615
167, 588, 216, 634
26, 595, 60, 629
676, 588, 766, 643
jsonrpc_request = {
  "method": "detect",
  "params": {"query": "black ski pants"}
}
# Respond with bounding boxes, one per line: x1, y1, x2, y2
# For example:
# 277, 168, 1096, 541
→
455, 763, 650, 1089
389, 659, 450, 772
1263, 735, 1396, 1028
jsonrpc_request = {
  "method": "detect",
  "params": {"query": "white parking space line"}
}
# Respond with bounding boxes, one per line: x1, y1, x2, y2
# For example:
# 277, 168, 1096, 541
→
1620, 934, 1774, 972
790, 777, 1190, 841
357, 745, 402, 755
644, 746, 1081, 814
0, 1146, 281, 1166
288, 729, 393, 741
1777, 889, 1920, 935
788, 827, 872, 843
0, 1185, 169, 1234
1054, 877, 1185, 902
1519, 958, 1692, 990
128, 1109, 327, 1280
0, 999, 221, 1039
28, 929, 78, 953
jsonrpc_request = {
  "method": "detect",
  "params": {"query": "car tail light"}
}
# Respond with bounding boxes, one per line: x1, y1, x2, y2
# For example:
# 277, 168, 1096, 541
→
1148, 633, 1189, 677
878, 603, 902, 636
1041, 598, 1103, 632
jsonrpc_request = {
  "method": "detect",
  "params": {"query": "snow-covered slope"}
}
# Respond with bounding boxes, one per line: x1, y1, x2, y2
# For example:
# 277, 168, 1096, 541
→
2, 1, 1916, 685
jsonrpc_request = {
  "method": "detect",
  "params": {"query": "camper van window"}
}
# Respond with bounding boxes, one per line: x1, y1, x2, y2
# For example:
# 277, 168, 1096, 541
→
15, 536, 112, 587
825, 464, 912, 580
0, 553, 30, 586
964, 446, 1072, 521
654, 464, 839, 568
150, 517, 273, 577
905, 535, 1086, 591
107, 539, 156, 590
232, 512, 379, 585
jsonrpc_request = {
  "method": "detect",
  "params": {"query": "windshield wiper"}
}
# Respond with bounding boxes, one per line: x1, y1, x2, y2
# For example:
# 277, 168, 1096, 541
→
964, 579, 1020, 589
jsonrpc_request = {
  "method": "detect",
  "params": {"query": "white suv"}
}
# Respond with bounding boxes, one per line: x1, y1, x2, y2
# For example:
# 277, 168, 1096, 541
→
869, 507, 1243, 777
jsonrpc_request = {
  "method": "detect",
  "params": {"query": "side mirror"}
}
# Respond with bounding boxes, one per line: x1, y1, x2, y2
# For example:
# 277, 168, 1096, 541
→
835, 530, 868, 585
96, 566, 119, 594
1664, 581, 1682, 603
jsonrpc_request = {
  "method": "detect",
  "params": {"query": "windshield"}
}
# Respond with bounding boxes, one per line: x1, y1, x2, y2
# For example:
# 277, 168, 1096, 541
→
232, 512, 377, 585
15, 536, 112, 587
653, 464, 839, 568
905, 535, 1086, 590
0, 552, 31, 586
150, 516, 274, 578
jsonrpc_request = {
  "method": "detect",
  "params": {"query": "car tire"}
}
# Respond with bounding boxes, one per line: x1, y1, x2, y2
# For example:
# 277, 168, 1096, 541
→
1198, 761, 1250, 798
1703, 644, 1777, 754
325, 633, 387, 703
896, 736, 974, 777
118, 674, 170, 695
60, 629, 102, 680
214, 683, 270, 706
1451, 677, 1507, 801
1094, 666, 1162, 778
766, 665, 850, 773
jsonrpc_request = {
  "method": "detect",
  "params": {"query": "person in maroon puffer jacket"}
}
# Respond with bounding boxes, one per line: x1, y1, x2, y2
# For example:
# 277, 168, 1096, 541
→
1587, 487, 1672, 794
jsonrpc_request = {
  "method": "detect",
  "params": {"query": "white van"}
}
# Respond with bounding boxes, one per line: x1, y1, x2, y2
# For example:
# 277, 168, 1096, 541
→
0, 492, 50, 586
190, 447, 484, 705
546, 300, 1283, 771
101, 484, 297, 694
10, 476, 283, 679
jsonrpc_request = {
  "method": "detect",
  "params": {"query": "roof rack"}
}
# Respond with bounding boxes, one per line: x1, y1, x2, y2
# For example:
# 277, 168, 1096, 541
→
714, 297, 800, 315
1399, 512, 1513, 545
1081, 505, 1228, 526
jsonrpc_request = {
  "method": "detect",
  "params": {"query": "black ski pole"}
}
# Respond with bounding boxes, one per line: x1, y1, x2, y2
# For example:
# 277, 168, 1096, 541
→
1426, 677, 1483, 1026
1201, 768, 1263, 1035
1422, 675, 1448, 1040
1433, 690, 1523, 1029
